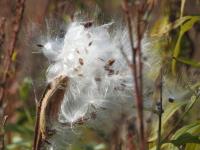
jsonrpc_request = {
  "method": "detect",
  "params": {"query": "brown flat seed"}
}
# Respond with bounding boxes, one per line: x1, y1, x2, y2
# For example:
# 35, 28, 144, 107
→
79, 58, 84, 65
114, 86, 124, 91
78, 74, 83, 77
37, 44, 44, 48
107, 59, 115, 66
120, 83, 126, 87
88, 41, 92, 46
95, 77, 101, 81
74, 68, 79, 72
82, 21, 93, 28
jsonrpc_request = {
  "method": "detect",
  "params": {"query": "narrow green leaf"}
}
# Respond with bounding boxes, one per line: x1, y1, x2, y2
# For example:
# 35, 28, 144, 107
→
162, 101, 188, 127
168, 133, 200, 146
172, 16, 200, 75
174, 57, 200, 68
171, 122, 200, 139
180, 17, 200, 34
151, 16, 194, 36
162, 95, 200, 149
171, 121, 200, 148
149, 100, 187, 142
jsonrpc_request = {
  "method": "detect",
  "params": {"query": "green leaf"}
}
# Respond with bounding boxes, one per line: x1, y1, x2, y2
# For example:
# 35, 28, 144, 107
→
172, 122, 200, 139
160, 94, 199, 150
151, 16, 197, 36
94, 144, 106, 150
179, 95, 198, 123
185, 143, 200, 150
168, 133, 200, 146
5, 123, 33, 135
171, 121, 200, 148
168, 95, 199, 138
6, 136, 31, 149
173, 57, 200, 68
172, 16, 200, 75
180, 17, 200, 34
162, 101, 188, 127
162, 121, 200, 149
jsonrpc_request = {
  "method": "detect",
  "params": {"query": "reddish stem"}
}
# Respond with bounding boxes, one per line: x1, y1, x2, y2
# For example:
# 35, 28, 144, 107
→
122, 1, 145, 149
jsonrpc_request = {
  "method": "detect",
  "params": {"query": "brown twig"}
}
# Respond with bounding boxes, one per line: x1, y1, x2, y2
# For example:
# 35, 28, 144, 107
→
136, 6, 146, 150
0, 0, 25, 105
0, 115, 8, 150
122, 0, 156, 149
0, 1, 25, 149
122, 1, 145, 149
0, 18, 7, 150
0, 18, 6, 51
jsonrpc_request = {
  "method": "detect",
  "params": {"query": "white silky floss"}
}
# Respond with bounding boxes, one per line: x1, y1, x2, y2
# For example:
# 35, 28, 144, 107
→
40, 21, 192, 150
41, 21, 142, 126
43, 21, 188, 127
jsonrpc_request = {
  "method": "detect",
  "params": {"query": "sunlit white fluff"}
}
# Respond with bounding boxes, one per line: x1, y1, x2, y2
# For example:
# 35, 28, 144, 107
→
41, 21, 160, 149
42, 21, 136, 121
39, 19, 199, 150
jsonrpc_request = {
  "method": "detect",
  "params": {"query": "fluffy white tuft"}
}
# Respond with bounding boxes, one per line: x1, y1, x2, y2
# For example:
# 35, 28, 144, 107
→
41, 21, 137, 124
40, 20, 189, 149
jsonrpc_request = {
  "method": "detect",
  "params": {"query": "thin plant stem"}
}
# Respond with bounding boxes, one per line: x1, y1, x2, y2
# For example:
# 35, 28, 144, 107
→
0, 0, 25, 104
122, 1, 145, 149
0, 115, 8, 150
156, 68, 163, 150
136, 11, 146, 150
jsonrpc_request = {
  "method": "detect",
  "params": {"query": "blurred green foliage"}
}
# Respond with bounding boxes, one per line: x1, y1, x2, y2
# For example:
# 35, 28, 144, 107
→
5, 78, 34, 149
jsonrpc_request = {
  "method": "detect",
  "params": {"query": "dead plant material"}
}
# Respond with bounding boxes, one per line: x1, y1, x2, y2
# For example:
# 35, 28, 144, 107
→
33, 75, 68, 150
